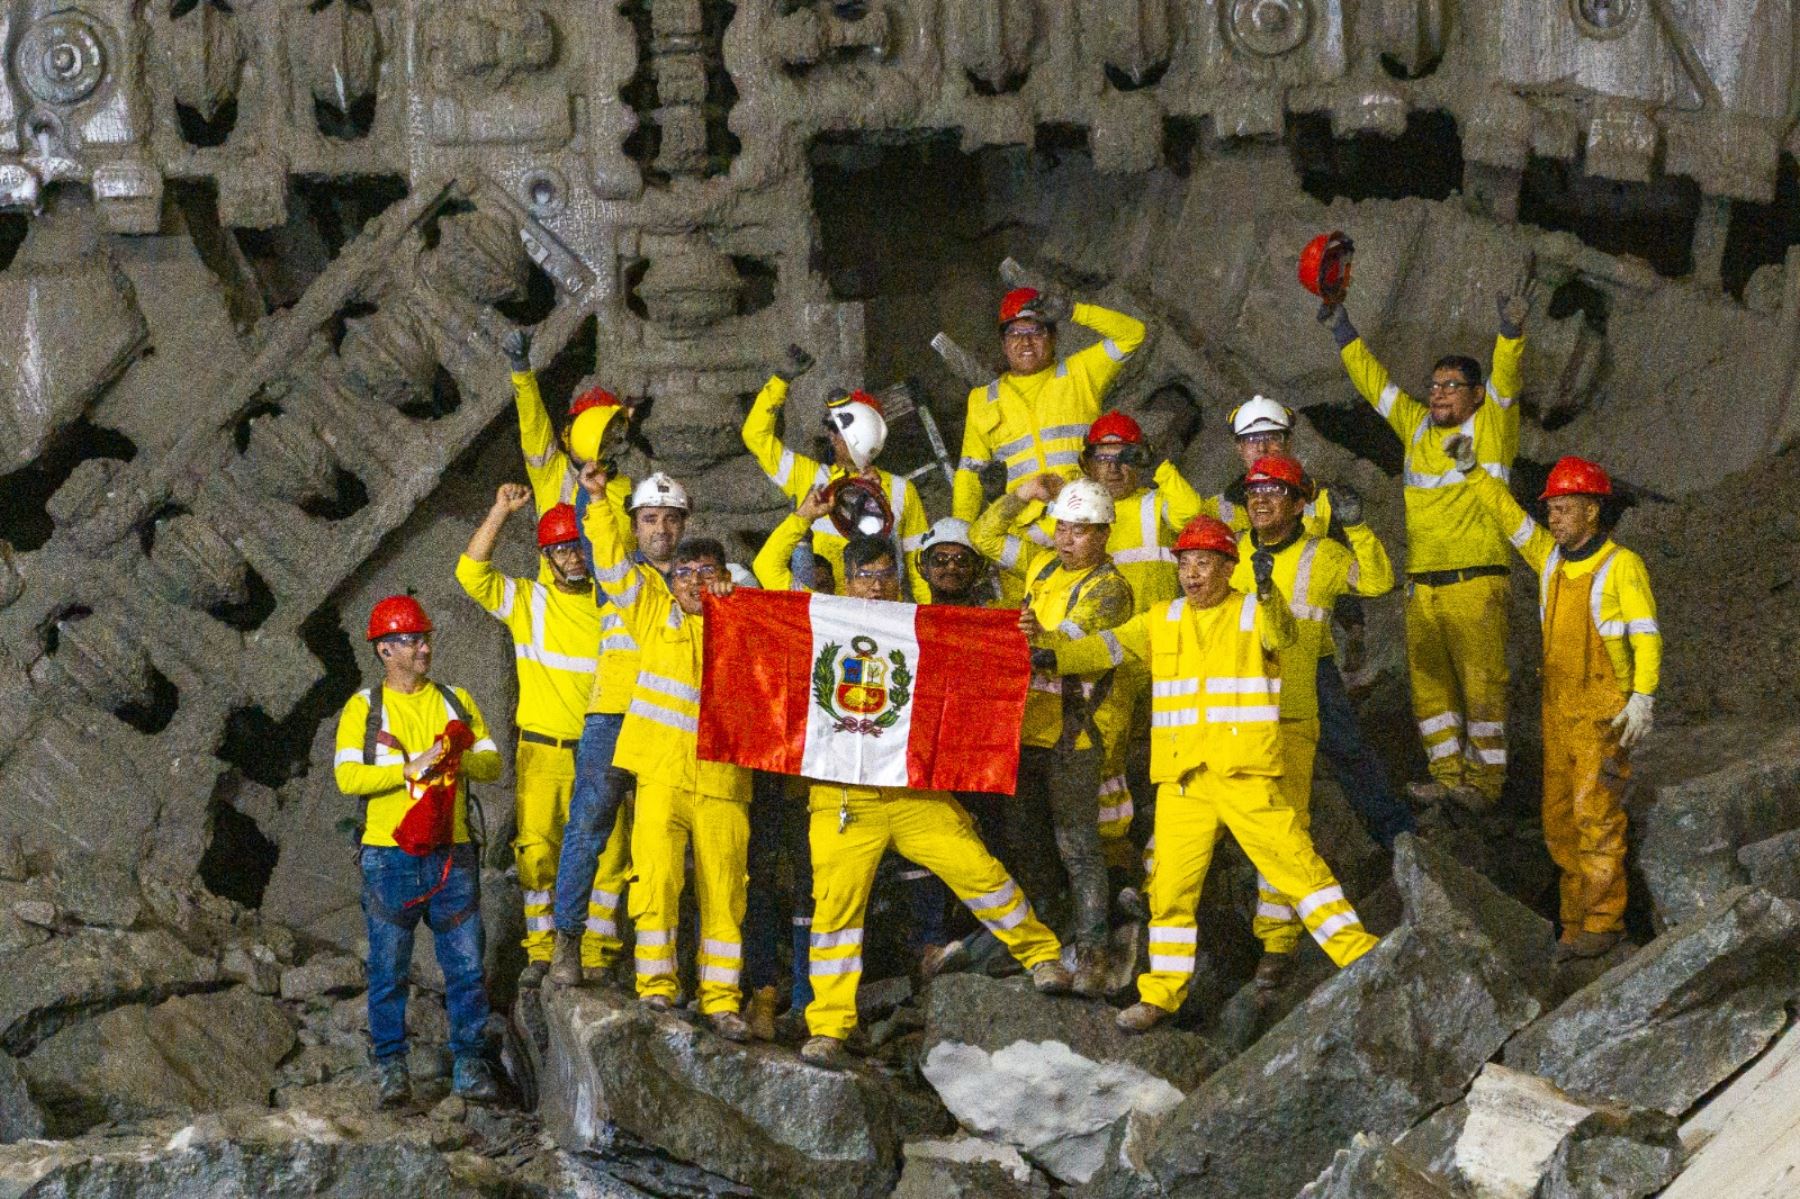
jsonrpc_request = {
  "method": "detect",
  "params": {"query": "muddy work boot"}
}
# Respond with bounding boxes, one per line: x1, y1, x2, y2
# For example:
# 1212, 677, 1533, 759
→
917, 939, 967, 984
1072, 945, 1110, 998
452, 1055, 499, 1104
548, 931, 584, 988
746, 986, 778, 1042
1030, 959, 1074, 994
1115, 1002, 1168, 1034
1253, 951, 1294, 992
640, 994, 673, 1012
801, 1035, 852, 1070
1406, 780, 1449, 806
709, 1010, 751, 1043
1554, 929, 1622, 962
1448, 784, 1495, 814
517, 959, 549, 990
375, 1057, 411, 1110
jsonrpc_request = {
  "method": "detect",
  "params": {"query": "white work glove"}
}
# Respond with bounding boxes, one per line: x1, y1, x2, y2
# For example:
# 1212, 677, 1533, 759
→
1611, 693, 1654, 750
1444, 433, 1478, 475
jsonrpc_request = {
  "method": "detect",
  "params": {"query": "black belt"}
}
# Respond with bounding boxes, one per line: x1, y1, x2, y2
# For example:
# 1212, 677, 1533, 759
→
519, 730, 580, 750
1408, 564, 1510, 588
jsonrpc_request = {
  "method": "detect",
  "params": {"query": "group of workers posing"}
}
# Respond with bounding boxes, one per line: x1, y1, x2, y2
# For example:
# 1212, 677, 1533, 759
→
333, 262, 1662, 1107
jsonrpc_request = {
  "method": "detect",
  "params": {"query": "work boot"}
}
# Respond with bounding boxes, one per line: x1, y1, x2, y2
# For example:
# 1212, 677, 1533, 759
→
776, 1005, 809, 1044
640, 994, 673, 1013
1115, 886, 1149, 923
710, 1010, 751, 1043
1253, 951, 1294, 991
917, 939, 966, 984
800, 1035, 852, 1071
375, 1058, 411, 1110
1072, 945, 1110, 998
1448, 784, 1495, 814
517, 959, 549, 990
1115, 1002, 1167, 1034
1030, 959, 1073, 994
548, 931, 584, 988
746, 986, 778, 1041
1406, 780, 1449, 805
452, 1056, 499, 1104
1554, 929, 1622, 962
583, 958, 620, 989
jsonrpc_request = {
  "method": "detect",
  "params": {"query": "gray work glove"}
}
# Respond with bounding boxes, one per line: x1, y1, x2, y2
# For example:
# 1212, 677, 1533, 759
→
1252, 549, 1276, 595
502, 328, 532, 372
1033, 290, 1074, 324
1611, 693, 1653, 750
1029, 647, 1057, 673
1331, 482, 1364, 527
1444, 433, 1478, 475
775, 343, 815, 383
1496, 260, 1542, 338
1319, 303, 1359, 349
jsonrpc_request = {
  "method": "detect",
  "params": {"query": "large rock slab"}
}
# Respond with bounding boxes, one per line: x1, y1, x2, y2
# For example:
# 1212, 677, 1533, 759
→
1296, 1134, 1455, 1198
1737, 829, 1800, 899
0, 1054, 44, 1144
1663, 1021, 1800, 1199
0, 927, 219, 1057
540, 984, 917, 1199
893, 1138, 1049, 1199
1504, 887, 1800, 1115
22, 987, 295, 1135
920, 974, 1222, 1185
1144, 835, 1553, 1199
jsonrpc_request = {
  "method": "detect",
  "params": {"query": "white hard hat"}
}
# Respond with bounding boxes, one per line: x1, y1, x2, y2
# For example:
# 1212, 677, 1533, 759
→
1048, 478, 1116, 525
825, 400, 888, 471
919, 517, 976, 554
726, 563, 760, 589
1230, 395, 1295, 438
628, 471, 689, 512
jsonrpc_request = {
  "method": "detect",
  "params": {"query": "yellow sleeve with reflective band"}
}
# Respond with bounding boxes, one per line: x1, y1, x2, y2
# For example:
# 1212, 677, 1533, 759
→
1488, 332, 1524, 413
1342, 522, 1396, 597
583, 489, 656, 641
970, 492, 1054, 581
1257, 585, 1298, 652
334, 690, 403, 797
454, 552, 517, 621
1468, 470, 1554, 574
1340, 338, 1427, 441
1062, 303, 1147, 401
953, 381, 996, 521
1607, 549, 1661, 696
895, 476, 932, 603
601, 473, 637, 554
453, 687, 504, 783
1045, 568, 1134, 648
513, 371, 573, 516
1154, 460, 1205, 531
1057, 611, 1150, 675
752, 511, 810, 591
743, 376, 829, 507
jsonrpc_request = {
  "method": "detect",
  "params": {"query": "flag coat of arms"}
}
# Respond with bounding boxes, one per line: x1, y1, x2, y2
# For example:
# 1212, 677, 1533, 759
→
698, 590, 1030, 793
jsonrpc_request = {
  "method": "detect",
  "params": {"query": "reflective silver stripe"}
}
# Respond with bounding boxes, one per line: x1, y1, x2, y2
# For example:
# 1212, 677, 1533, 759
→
1484, 462, 1511, 481
1098, 798, 1133, 824
699, 965, 740, 983
1112, 545, 1175, 565
1151, 710, 1199, 728
517, 642, 599, 673
1215, 495, 1236, 524
1056, 619, 1085, 638
1418, 712, 1462, 735
495, 577, 517, 620
1292, 601, 1331, 622
1055, 362, 1068, 379
1098, 629, 1124, 667
996, 434, 1034, 458
1296, 885, 1346, 919
811, 514, 837, 538
1470, 747, 1507, 765
1376, 383, 1400, 419
810, 957, 862, 976
1510, 515, 1536, 549
1043, 450, 1082, 468
1165, 596, 1186, 620
897, 869, 931, 881
701, 938, 740, 959
522, 889, 552, 905
1205, 677, 1279, 694
1040, 424, 1090, 442
985, 381, 1001, 402
628, 698, 698, 734
636, 958, 676, 976
1148, 925, 1196, 944
1310, 911, 1365, 943
591, 889, 621, 908
1427, 739, 1462, 760
1025, 525, 1054, 547
1206, 705, 1280, 722
586, 917, 618, 936
636, 929, 674, 946
471, 738, 498, 755
1487, 379, 1513, 410
771, 448, 797, 487
959, 456, 990, 472
1140, 492, 1159, 550
1102, 338, 1124, 361
1290, 540, 1319, 619
595, 559, 635, 584
1005, 460, 1038, 483
980, 904, 1028, 932
792, 916, 812, 927
1538, 546, 1562, 623
1590, 554, 1618, 637
1149, 954, 1195, 972
639, 672, 701, 705
1467, 721, 1504, 737
1256, 902, 1295, 920
525, 445, 557, 469
525, 915, 555, 931
1626, 618, 1659, 636
1153, 678, 1200, 697
996, 536, 1023, 569
1239, 592, 1257, 631
967, 880, 1017, 912
810, 928, 863, 949
336, 747, 396, 767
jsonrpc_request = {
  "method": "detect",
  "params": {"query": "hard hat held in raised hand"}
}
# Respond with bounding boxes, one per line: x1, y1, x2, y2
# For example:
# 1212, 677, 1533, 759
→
536, 504, 580, 549
823, 391, 889, 471
823, 474, 895, 539
629, 471, 690, 512
1245, 454, 1316, 500
1539, 456, 1613, 500
1048, 477, 1116, 525
569, 386, 620, 419
569, 402, 627, 468
367, 594, 432, 641
1174, 515, 1241, 560
1230, 395, 1295, 438
1299, 231, 1356, 304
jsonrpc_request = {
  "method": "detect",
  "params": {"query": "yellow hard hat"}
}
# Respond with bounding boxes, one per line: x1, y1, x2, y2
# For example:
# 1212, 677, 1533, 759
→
569, 404, 626, 465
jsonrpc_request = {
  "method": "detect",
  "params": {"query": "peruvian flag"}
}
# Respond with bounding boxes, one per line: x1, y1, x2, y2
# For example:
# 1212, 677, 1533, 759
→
698, 590, 1029, 793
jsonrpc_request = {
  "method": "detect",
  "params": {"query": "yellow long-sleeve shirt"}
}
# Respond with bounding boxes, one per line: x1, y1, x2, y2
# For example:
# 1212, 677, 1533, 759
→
1468, 472, 1661, 696
751, 510, 814, 591
333, 682, 502, 846
1339, 333, 1523, 573
513, 370, 637, 593
953, 303, 1148, 520
583, 488, 749, 801
454, 554, 600, 740
1227, 525, 1394, 721
741, 376, 931, 602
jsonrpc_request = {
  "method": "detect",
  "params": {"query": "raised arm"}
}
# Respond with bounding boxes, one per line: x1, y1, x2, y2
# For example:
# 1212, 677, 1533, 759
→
1324, 307, 1426, 438
1153, 459, 1206, 531
456, 485, 533, 619
1452, 437, 1552, 573
752, 509, 814, 591
503, 331, 573, 517
1338, 503, 1395, 598
970, 486, 1052, 578
579, 463, 656, 635
1062, 302, 1148, 398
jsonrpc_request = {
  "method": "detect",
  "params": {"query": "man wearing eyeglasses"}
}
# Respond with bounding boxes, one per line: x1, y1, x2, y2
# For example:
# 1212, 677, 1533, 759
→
917, 518, 998, 607
1319, 268, 1540, 813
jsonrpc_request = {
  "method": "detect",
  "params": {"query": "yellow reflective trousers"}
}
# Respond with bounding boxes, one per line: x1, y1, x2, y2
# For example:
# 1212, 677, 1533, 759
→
628, 781, 750, 1015
1406, 573, 1510, 800
1250, 717, 1320, 955
514, 739, 630, 967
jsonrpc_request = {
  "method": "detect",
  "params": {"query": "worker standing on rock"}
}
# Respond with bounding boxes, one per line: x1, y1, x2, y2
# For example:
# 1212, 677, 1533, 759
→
1451, 437, 1660, 961
454, 485, 608, 992
1319, 269, 1539, 813
799, 536, 1073, 1070
1043, 517, 1379, 1032
1226, 456, 1394, 990
333, 596, 504, 1107
951, 273, 1147, 521
742, 345, 931, 601
578, 463, 756, 1040
972, 474, 1135, 996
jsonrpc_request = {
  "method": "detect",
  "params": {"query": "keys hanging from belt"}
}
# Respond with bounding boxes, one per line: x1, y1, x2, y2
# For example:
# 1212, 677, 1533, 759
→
837, 789, 853, 835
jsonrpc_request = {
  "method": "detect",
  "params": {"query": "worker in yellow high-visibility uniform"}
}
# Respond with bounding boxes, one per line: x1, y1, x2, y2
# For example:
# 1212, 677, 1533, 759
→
916, 518, 1001, 608
972, 475, 1135, 997
1453, 438, 1660, 962
798, 537, 1072, 1070
1047, 516, 1379, 1033
742, 346, 931, 601
455, 486, 610, 987
502, 328, 635, 551
1223, 456, 1394, 991
952, 282, 1147, 521
579, 464, 755, 1041
1320, 272, 1539, 810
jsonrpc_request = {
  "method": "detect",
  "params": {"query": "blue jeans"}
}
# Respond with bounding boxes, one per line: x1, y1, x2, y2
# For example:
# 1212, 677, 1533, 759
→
555, 712, 629, 935
360, 844, 489, 1062
1315, 656, 1416, 849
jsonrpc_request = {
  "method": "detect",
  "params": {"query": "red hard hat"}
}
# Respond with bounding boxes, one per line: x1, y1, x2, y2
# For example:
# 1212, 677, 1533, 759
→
569, 386, 620, 419
1298, 231, 1355, 303
1086, 410, 1144, 446
1174, 515, 1240, 560
366, 594, 432, 641
537, 503, 580, 549
1539, 456, 1613, 500
998, 287, 1044, 326
1245, 454, 1315, 500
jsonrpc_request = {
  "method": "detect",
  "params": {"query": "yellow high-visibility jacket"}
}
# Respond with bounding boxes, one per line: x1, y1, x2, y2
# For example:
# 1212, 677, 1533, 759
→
512, 369, 635, 593
455, 555, 600, 740
1227, 526, 1393, 721
1201, 483, 1335, 538
333, 682, 502, 846
741, 376, 930, 602
952, 304, 1148, 520
578, 484, 666, 718
752, 511, 814, 592
1339, 333, 1523, 573
1057, 589, 1297, 781
1468, 472, 1661, 696
971, 494, 1135, 752
583, 493, 749, 801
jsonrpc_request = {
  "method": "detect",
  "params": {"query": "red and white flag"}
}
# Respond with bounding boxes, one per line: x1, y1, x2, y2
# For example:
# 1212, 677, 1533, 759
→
698, 590, 1029, 794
